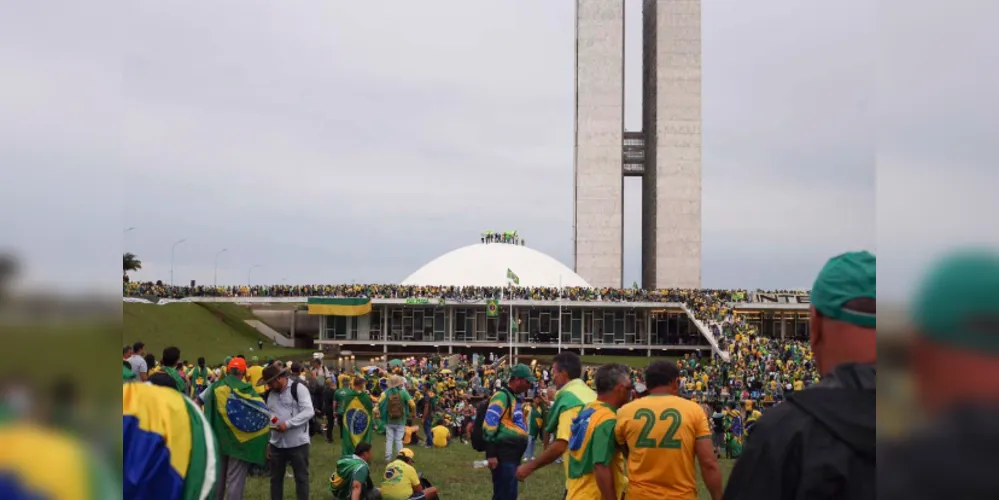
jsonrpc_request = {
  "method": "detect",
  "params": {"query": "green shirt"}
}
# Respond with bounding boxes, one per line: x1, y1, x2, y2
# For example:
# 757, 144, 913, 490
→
330, 455, 370, 500
335, 388, 349, 415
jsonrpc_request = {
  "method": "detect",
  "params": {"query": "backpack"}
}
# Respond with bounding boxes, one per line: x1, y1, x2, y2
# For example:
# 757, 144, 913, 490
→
471, 390, 511, 452
386, 391, 405, 420
265, 381, 319, 437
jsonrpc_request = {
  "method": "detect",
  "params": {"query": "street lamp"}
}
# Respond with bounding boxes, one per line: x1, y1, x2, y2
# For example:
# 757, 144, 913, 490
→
170, 238, 187, 287
248, 264, 262, 286
214, 248, 228, 287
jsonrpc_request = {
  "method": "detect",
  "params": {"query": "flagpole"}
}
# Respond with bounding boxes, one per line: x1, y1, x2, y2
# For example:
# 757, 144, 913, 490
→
558, 274, 563, 353
507, 278, 513, 364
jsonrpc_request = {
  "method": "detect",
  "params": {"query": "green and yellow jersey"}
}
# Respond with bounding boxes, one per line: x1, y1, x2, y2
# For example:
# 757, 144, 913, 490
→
566, 401, 627, 500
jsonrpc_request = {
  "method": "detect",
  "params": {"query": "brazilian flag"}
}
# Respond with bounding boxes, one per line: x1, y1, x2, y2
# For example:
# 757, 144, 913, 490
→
123, 382, 219, 500
201, 375, 270, 466
0, 422, 119, 500
341, 389, 374, 456
486, 299, 499, 317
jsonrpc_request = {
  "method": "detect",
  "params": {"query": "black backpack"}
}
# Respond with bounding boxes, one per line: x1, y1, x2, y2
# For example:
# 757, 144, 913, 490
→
265, 381, 319, 437
471, 390, 511, 452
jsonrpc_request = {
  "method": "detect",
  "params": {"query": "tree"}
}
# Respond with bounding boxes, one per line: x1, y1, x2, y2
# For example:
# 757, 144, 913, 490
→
123, 252, 142, 279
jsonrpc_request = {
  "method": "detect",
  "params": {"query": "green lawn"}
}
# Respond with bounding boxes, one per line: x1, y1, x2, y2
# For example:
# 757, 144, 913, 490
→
123, 303, 313, 365
243, 432, 734, 500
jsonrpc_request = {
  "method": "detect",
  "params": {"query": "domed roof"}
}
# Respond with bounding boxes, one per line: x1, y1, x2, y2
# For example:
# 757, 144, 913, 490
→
401, 243, 591, 288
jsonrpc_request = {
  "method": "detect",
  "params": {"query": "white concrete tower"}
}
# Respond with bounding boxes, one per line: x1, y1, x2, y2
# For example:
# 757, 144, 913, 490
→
572, 0, 626, 289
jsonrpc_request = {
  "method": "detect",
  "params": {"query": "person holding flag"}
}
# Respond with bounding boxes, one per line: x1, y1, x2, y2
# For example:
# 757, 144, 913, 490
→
199, 357, 269, 500
341, 376, 375, 458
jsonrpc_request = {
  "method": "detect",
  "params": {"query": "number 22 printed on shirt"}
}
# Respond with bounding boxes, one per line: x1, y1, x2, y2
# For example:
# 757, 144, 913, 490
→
633, 408, 682, 449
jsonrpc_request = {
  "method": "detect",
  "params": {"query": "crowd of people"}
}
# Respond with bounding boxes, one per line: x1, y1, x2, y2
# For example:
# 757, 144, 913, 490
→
123, 280, 805, 305
121, 247, 999, 500
481, 230, 523, 245
121, 321, 822, 500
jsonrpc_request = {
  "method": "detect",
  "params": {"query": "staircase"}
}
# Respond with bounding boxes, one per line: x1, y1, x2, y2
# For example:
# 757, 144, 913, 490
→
679, 304, 731, 362
245, 320, 295, 347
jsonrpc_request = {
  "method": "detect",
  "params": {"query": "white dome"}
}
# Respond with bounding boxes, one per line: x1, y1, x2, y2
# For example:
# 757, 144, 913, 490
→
401, 244, 591, 288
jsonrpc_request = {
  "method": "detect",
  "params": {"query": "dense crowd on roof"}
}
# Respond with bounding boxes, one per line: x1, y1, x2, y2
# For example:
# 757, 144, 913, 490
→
124, 281, 807, 303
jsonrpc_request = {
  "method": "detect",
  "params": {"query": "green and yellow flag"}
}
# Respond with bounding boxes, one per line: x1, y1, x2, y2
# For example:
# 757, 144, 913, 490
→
506, 268, 520, 285
307, 297, 372, 316
201, 375, 270, 465
341, 389, 374, 456
486, 299, 500, 317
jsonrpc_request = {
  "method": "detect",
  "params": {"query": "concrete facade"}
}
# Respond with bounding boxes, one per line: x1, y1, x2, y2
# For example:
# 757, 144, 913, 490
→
573, 0, 701, 290
642, 0, 702, 289
573, 0, 625, 289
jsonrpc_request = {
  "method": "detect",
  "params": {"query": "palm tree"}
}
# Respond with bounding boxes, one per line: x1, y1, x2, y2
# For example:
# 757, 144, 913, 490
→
123, 252, 142, 280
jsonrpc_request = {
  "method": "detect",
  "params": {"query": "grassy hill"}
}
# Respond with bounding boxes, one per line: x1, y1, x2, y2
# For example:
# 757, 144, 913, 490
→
123, 302, 313, 365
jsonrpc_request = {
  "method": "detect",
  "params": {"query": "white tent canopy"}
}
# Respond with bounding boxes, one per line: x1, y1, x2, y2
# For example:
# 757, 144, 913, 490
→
401, 243, 591, 288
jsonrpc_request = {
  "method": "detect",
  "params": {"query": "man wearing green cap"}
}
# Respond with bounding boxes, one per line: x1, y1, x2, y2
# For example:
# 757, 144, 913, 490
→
879, 249, 999, 499
483, 363, 535, 500
724, 251, 877, 500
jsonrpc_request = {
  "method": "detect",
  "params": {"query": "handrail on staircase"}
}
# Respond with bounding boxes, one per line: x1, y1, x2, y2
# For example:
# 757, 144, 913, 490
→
679, 304, 731, 362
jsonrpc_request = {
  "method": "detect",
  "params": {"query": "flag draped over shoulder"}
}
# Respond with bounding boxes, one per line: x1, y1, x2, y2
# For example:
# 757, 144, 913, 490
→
123, 382, 218, 500
201, 375, 270, 466
341, 390, 374, 455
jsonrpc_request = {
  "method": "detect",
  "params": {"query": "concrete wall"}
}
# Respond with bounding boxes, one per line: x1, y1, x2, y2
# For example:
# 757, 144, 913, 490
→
642, 0, 702, 288
251, 308, 321, 337
573, 0, 625, 289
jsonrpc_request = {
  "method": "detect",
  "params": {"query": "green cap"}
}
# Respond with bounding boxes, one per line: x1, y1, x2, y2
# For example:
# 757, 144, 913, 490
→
811, 251, 876, 329
912, 249, 999, 354
509, 364, 537, 383
223, 356, 233, 366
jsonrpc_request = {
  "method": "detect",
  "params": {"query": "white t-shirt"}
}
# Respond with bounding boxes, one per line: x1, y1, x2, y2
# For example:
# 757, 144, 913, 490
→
127, 354, 148, 375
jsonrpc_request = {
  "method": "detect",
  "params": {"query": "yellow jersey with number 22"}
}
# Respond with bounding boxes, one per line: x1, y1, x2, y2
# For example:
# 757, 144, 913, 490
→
614, 394, 711, 500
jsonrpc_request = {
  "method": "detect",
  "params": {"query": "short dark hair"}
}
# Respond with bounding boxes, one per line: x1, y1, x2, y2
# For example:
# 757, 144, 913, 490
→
355, 442, 372, 456
552, 352, 582, 380
290, 362, 303, 374
132, 341, 145, 352
594, 363, 630, 394
161, 347, 181, 367
123, 345, 132, 355
645, 360, 679, 390
198, 357, 206, 367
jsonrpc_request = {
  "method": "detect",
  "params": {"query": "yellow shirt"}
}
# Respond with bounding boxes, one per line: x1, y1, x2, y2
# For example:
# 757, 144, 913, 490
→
431, 425, 450, 447
379, 459, 420, 500
246, 365, 265, 394
615, 394, 712, 500
793, 380, 805, 391
403, 426, 419, 445
558, 408, 583, 480
566, 402, 627, 500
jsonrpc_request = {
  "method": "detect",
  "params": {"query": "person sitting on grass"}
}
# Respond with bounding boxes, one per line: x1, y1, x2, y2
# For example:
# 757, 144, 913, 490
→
430, 419, 450, 448
404, 419, 421, 446
330, 442, 375, 500
379, 448, 438, 500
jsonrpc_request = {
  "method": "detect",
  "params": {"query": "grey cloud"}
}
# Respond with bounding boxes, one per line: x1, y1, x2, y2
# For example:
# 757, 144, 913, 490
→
25, 0, 994, 296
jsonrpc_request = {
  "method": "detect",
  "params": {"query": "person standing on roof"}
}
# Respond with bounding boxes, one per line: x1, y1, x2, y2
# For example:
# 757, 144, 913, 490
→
723, 250, 877, 500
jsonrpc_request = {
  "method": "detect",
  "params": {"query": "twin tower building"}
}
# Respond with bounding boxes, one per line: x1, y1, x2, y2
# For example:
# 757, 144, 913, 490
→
573, 0, 702, 290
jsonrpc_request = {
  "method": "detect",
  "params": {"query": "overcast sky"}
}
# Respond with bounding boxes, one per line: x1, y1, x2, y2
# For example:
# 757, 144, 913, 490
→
1, 0, 995, 301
